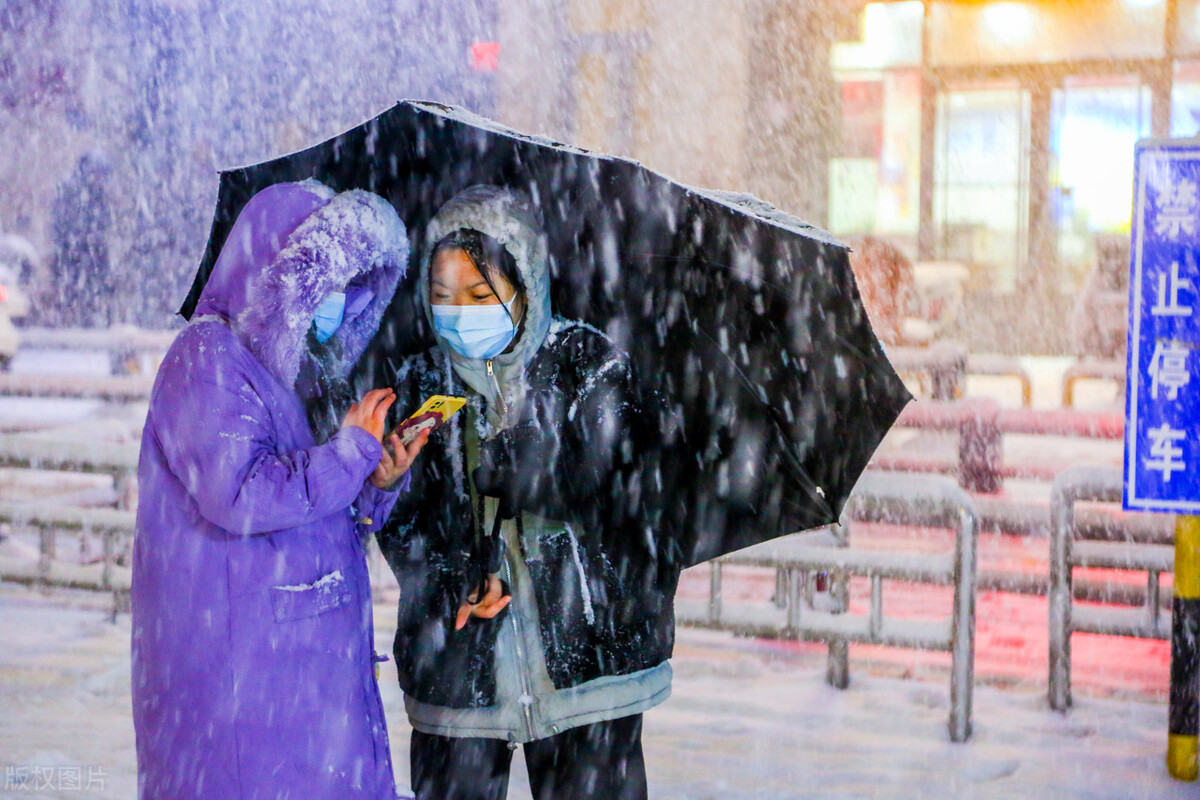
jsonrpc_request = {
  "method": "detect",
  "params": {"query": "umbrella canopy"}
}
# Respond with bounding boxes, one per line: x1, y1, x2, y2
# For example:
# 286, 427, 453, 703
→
181, 100, 912, 566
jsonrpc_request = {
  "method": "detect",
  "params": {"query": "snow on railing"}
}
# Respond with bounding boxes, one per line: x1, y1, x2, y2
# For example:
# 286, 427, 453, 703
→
0, 373, 154, 402
676, 472, 979, 743
871, 399, 1125, 493
1048, 466, 1175, 712
16, 325, 176, 376
17, 326, 177, 352
0, 433, 138, 475
887, 344, 1033, 407
0, 430, 139, 607
0, 503, 136, 601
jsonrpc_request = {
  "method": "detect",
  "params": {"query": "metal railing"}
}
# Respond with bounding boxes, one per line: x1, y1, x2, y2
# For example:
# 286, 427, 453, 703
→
967, 354, 1033, 408
0, 435, 138, 602
16, 326, 175, 375
0, 504, 136, 594
0, 373, 153, 402
1048, 466, 1174, 711
676, 473, 979, 742
886, 344, 1033, 407
871, 399, 1124, 492
1062, 359, 1124, 408
888, 343, 968, 400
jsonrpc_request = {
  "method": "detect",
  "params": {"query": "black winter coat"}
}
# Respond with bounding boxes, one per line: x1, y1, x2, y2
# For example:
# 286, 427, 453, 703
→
376, 324, 682, 708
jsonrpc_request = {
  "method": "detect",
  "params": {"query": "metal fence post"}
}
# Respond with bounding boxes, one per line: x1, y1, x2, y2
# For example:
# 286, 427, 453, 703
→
1049, 478, 1075, 712
38, 526, 54, 585
101, 529, 114, 591
868, 576, 883, 639
826, 639, 849, 690
949, 504, 977, 743
1048, 468, 1143, 713
708, 561, 723, 625
116, 470, 137, 511
1148, 571, 1163, 634
826, 570, 850, 690
787, 567, 803, 632
929, 342, 967, 400
773, 567, 790, 610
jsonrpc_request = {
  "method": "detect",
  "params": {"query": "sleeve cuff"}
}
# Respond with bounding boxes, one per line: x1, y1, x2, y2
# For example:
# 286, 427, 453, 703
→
339, 426, 384, 461
359, 473, 406, 504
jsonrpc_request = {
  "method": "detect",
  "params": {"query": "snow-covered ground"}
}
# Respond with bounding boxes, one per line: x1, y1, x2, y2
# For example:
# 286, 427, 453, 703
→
0, 584, 1189, 800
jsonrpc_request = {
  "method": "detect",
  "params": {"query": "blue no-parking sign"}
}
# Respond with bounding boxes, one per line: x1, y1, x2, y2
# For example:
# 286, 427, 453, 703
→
1125, 139, 1200, 513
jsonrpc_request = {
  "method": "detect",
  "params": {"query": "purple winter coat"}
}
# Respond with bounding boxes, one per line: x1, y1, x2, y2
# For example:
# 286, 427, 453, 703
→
131, 180, 408, 800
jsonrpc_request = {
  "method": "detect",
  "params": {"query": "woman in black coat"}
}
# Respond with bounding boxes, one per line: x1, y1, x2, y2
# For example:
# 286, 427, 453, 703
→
376, 185, 680, 800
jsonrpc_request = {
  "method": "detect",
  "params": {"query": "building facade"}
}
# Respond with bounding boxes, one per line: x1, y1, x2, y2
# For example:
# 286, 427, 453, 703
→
497, 0, 1193, 353
830, 0, 1194, 351
5, 0, 1179, 349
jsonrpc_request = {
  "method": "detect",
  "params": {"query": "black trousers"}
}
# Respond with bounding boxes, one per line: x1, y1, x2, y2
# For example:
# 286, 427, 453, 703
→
410, 713, 647, 800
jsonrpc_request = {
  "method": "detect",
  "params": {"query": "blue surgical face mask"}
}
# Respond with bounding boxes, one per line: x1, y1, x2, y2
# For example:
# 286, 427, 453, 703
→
430, 299, 518, 360
313, 291, 346, 343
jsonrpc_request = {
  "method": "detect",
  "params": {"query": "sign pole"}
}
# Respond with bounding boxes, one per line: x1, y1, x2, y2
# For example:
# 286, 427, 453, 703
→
1169, 515, 1200, 781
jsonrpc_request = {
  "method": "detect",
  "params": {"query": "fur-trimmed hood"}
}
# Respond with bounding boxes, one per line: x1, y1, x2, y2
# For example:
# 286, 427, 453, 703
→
195, 180, 408, 387
420, 185, 551, 407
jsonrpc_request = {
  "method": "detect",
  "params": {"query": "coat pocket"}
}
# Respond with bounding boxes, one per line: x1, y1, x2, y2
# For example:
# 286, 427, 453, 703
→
269, 568, 353, 622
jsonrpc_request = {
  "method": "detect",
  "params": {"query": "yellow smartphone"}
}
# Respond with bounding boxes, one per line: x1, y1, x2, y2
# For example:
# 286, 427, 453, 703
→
391, 395, 467, 446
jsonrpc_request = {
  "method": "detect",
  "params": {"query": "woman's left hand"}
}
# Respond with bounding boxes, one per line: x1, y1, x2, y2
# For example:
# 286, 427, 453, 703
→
370, 429, 430, 489
455, 574, 512, 630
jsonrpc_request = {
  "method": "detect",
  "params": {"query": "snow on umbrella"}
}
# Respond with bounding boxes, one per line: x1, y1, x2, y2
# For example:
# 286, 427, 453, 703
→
180, 100, 912, 566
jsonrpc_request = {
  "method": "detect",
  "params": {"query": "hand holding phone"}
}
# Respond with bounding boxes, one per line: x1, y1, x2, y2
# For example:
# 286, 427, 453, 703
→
390, 395, 468, 446
372, 425, 430, 490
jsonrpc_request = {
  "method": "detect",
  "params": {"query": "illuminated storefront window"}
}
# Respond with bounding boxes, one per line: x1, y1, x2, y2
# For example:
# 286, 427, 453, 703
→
830, 2, 923, 249
833, 0, 1178, 310
1172, 61, 1200, 136
1051, 75, 1152, 290
935, 85, 1030, 292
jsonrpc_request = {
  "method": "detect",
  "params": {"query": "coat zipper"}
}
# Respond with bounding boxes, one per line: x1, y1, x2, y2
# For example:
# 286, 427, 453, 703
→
501, 519, 537, 741
485, 360, 533, 738
486, 359, 508, 421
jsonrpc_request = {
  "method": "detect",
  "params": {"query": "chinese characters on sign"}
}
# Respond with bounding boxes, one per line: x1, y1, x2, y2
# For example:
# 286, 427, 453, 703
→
1154, 178, 1198, 239
1125, 141, 1200, 512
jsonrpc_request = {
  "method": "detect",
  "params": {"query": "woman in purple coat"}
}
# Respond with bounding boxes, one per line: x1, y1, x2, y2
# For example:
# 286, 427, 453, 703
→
132, 180, 422, 799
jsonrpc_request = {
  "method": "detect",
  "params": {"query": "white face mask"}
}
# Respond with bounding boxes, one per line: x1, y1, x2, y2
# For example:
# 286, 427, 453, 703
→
430, 299, 518, 360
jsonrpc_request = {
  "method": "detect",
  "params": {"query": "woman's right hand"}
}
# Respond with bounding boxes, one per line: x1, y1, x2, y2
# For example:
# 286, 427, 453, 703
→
341, 388, 396, 443
371, 429, 429, 490
455, 574, 512, 630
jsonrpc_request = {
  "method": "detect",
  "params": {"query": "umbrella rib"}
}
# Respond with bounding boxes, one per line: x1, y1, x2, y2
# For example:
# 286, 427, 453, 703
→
626, 251, 794, 299
628, 251, 887, 368
693, 254, 881, 365
680, 306, 832, 518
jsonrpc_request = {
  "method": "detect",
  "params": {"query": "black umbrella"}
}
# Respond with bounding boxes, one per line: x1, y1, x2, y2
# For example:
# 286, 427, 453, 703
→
181, 100, 912, 566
